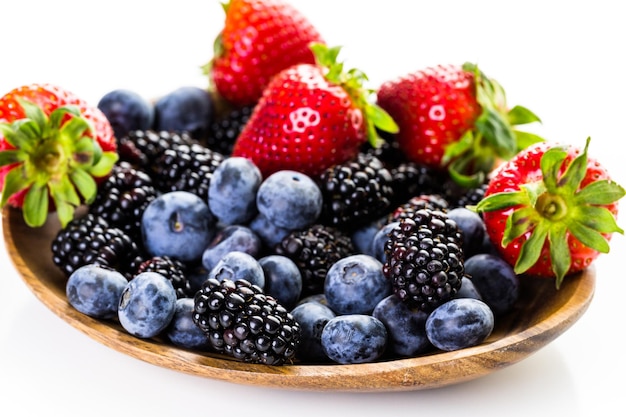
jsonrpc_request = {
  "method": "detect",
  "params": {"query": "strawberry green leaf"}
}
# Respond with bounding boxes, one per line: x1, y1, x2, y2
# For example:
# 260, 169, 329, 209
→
514, 220, 549, 275
442, 131, 474, 166
574, 179, 626, 205
508, 105, 542, 125
540, 146, 568, 191
88, 151, 118, 177
365, 104, 399, 134
0, 166, 33, 208
513, 130, 545, 152
70, 168, 97, 204
17, 98, 47, 132
475, 190, 530, 212
576, 205, 624, 234
557, 137, 590, 195
502, 206, 539, 247
475, 108, 517, 160
547, 224, 570, 289
0, 149, 24, 167
22, 183, 49, 227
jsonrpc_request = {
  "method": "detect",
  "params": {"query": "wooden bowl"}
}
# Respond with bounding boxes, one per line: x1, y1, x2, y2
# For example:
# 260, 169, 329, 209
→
2, 206, 595, 392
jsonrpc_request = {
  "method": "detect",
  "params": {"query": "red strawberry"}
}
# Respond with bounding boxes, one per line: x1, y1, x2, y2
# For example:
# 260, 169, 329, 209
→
207, 0, 325, 107
0, 83, 118, 228
476, 138, 625, 288
231, 43, 398, 178
376, 63, 543, 187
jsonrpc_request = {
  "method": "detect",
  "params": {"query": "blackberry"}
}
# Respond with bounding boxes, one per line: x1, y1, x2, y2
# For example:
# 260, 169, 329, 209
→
205, 105, 253, 155
192, 278, 301, 365
117, 129, 197, 172
51, 213, 145, 279
88, 162, 157, 240
444, 180, 489, 209
387, 194, 450, 223
382, 209, 464, 313
388, 162, 446, 207
136, 256, 192, 299
274, 224, 355, 296
152, 142, 225, 200
318, 153, 394, 230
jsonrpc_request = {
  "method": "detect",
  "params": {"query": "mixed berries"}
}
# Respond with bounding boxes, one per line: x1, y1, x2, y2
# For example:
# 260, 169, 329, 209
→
1, 0, 625, 368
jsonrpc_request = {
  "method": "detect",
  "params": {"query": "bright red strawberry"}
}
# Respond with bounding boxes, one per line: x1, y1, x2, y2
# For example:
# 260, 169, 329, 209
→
476, 138, 625, 288
207, 0, 325, 107
231, 44, 398, 178
0, 83, 118, 228
376, 63, 543, 187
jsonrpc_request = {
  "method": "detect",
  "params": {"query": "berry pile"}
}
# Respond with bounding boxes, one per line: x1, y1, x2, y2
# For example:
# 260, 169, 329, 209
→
2, 0, 624, 367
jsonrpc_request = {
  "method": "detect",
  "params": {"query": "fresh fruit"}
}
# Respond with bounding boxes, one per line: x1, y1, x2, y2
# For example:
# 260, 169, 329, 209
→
382, 209, 464, 312
66, 264, 128, 319
321, 314, 387, 364
118, 271, 178, 338
141, 191, 217, 263
207, 156, 262, 225
289, 301, 336, 362
231, 43, 399, 178
136, 255, 193, 299
207, 0, 325, 107
202, 225, 262, 272
324, 254, 391, 315
475, 138, 625, 288
446, 207, 486, 259
376, 63, 543, 187
372, 294, 432, 357
464, 254, 520, 316
259, 255, 303, 310
317, 152, 394, 230
256, 170, 323, 231
153, 86, 215, 141
97, 89, 154, 140
117, 129, 196, 172
207, 250, 266, 289
425, 298, 494, 352
51, 213, 145, 279
192, 277, 301, 365
0, 83, 118, 227
206, 105, 254, 155
165, 298, 213, 351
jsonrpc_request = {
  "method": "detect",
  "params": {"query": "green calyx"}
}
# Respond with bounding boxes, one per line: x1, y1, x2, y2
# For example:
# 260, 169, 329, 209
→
475, 137, 625, 288
443, 62, 545, 188
310, 43, 399, 148
0, 98, 118, 228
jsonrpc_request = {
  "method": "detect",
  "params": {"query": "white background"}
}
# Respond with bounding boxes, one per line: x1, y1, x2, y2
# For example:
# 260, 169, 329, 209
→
1, 1, 624, 416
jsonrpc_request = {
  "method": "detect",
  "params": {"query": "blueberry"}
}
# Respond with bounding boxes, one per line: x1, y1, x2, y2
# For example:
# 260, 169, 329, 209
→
165, 298, 211, 350
324, 254, 391, 315
454, 276, 483, 300
350, 219, 382, 256
447, 207, 486, 258
201, 225, 262, 272
321, 314, 387, 364
208, 251, 265, 289
154, 86, 214, 140
118, 272, 177, 338
372, 294, 432, 357
296, 293, 328, 307
208, 157, 262, 225
97, 89, 154, 139
66, 264, 128, 319
248, 212, 291, 248
187, 265, 209, 294
425, 298, 494, 351
259, 255, 302, 310
256, 170, 323, 230
290, 302, 336, 362
464, 253, 520, 316
371, 221, 400, 263
141, 191, 216, 263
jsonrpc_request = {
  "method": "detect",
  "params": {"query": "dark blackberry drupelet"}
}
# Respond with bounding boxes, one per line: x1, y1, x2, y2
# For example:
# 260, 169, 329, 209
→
51, 214, 145, 280
444, 181, 490, 209
382, 209, 464, 313
136, 256, 192, 299
274, 224, 356, 296
89, 162, 157, 241
192, 278, 301, 365
151, 142, 225, 201
387, 194, 450, 223
318, 153, 394, 230
388, 162, 446, 207
205, 105, 253, 155
117, 129, 197, 172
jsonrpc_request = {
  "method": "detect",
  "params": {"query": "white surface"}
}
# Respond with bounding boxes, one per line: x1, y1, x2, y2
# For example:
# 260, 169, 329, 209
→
1, 1, 624, 416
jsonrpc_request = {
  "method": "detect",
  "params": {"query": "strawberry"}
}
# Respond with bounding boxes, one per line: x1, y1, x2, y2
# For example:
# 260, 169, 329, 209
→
207, 0, 325, 107
475, 138, 625, 288
230, 43, 398, 178
376, 63, 543, 187
0, 83, 118, 228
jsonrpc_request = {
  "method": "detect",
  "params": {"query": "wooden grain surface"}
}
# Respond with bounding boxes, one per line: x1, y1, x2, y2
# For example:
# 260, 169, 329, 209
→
2, 206, 596, 392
